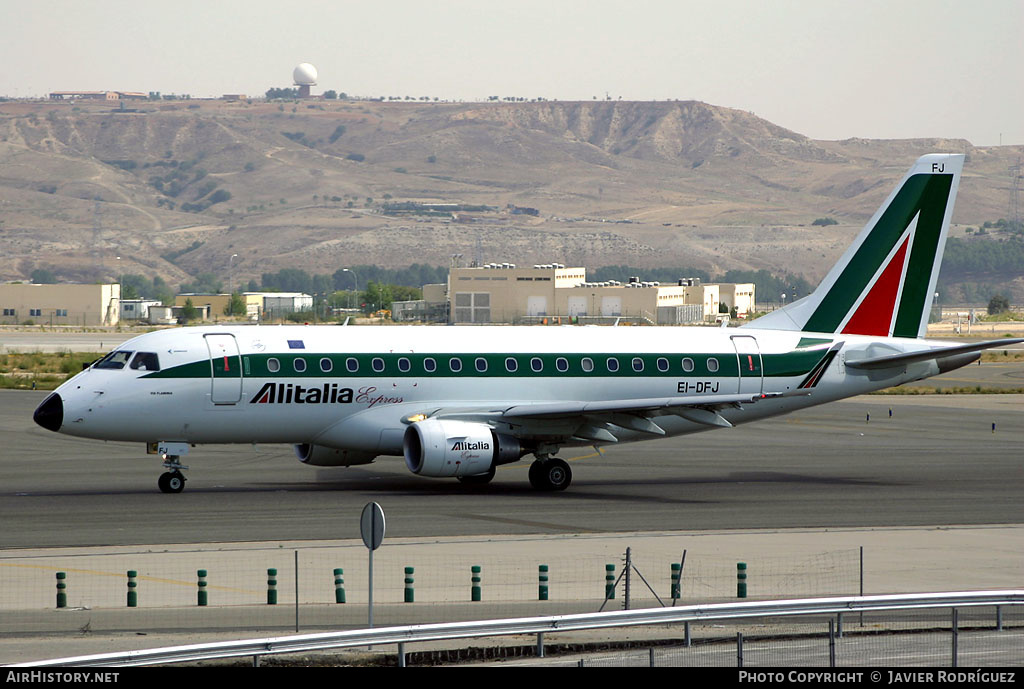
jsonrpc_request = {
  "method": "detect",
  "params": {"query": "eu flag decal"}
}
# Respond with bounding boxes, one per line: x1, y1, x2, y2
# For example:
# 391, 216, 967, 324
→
287, 340, 305, 349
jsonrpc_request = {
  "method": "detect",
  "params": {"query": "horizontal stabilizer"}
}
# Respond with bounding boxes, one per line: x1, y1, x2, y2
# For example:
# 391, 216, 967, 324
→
845, 338, 1023, 370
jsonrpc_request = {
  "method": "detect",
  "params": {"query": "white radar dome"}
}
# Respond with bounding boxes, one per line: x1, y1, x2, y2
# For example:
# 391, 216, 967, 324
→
293, 63, 318, 86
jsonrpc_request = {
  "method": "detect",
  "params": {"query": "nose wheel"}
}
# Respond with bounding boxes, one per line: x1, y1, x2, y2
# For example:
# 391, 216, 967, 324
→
158, 471, 186, 494
529, 458, 572, 491
158, 454, 189, 494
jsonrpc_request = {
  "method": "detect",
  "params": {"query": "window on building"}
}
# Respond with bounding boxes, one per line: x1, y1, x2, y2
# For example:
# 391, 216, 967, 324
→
56, 309, 67, 317
29, 309, 42, 317
453, 292, 490, 323
2, 309, 15, 316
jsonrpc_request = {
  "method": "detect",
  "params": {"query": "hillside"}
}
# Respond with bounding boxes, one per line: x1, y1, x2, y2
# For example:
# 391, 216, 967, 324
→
0, 98, 1021, 298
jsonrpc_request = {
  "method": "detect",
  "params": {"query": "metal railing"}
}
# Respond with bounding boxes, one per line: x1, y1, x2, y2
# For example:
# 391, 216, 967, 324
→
10, 590, 1022, 667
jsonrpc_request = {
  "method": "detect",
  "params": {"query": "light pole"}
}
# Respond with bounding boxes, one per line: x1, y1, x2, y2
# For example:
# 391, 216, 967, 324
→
341, 268, 358, 309
228, 253, 238, 295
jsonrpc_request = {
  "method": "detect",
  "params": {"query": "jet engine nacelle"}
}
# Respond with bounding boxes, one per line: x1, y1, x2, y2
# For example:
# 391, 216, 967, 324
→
403, 419, 521, 478
294, 444, 378, 467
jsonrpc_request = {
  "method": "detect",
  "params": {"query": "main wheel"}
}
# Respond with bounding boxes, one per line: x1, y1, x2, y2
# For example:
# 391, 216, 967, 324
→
457, 467, 496, 484
529, 459, 572, 491
528, 460, 546, 489
158, 471, 186, 494
543, 458, 572, 491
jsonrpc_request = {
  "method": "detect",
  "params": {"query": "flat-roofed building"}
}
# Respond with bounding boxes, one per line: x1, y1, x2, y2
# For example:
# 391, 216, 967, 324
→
0, 283, 120, 325
446, 264, 751, 324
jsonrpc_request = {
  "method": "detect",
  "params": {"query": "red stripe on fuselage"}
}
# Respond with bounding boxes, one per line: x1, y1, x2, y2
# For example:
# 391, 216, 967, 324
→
842, 235, 910, 336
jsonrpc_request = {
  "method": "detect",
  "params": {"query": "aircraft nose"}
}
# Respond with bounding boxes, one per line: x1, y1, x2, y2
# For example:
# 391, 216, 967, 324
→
33, 393, 63, 432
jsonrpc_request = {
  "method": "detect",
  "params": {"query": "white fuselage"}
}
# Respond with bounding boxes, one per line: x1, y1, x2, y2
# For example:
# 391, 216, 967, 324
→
49, 324, 952, 456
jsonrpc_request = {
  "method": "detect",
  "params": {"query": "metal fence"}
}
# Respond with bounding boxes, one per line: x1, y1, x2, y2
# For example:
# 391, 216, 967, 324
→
0, 544, 863, 636
10, 591, 1022, 667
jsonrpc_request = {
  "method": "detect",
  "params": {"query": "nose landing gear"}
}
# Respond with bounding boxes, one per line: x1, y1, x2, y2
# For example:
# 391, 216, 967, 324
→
158, 455, 189, 494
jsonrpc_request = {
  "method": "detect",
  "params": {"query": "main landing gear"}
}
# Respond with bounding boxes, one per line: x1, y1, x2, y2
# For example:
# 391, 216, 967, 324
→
158, 455, 188, 494
529, 457, 572, 491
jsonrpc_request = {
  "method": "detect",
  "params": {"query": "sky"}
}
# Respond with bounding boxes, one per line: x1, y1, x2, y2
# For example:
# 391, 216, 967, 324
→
2, 0, 1021, 145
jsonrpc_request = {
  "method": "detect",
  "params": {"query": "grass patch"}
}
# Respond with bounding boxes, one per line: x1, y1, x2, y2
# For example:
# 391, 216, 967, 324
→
0, 351, 99, 390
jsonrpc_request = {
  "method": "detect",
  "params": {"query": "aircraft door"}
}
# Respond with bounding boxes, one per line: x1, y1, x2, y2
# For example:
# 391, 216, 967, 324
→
730, 335, 763, 395
205, 333, 242, 404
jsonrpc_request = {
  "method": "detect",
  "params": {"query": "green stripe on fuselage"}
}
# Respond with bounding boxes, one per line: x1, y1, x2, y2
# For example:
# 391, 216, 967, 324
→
142, 350, 828, 380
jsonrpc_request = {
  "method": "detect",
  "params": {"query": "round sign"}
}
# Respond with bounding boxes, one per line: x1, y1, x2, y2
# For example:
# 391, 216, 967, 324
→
360, 502, 385, 550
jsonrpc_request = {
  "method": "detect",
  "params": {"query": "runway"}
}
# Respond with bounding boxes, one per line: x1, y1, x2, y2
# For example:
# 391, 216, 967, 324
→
1, 390, 1021, 549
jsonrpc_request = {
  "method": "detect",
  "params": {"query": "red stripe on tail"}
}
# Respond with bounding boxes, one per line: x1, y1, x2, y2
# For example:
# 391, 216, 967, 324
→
842, 236, 910, 336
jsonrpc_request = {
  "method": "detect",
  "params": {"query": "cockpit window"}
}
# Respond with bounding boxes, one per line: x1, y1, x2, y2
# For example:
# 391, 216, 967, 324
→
129, 352, 161, 372
93, 351, 134, 370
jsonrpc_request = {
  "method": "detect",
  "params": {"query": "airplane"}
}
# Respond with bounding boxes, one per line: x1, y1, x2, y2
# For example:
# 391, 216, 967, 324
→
33, 154, 1022, 493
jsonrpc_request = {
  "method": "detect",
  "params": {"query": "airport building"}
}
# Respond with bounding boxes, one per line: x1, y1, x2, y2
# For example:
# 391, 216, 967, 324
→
0, 283, 121, 326
174, 293, 313, 320
443, 264, 754, 325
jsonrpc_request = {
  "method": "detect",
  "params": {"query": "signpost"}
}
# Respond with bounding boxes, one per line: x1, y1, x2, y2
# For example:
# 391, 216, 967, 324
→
360, 502, 386, 628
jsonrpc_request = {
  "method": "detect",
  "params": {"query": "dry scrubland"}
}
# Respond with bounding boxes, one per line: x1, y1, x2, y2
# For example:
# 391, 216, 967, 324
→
0, 99, 1021, 298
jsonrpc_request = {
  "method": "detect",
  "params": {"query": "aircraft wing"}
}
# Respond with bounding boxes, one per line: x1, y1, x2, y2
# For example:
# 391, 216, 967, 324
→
845, 338, 1024, 371
430, 391, 786, 442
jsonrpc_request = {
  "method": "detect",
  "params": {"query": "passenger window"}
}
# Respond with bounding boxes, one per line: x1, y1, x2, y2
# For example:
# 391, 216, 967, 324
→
707, 357, 720, 373
293, 358, 307, 373
346, 357, 359, 373
555, 357, 569, 372
320, 358, 333, 373
424, 357, 437, 373
94, 351, 133, 370
606, 357, 620, 372
268, 357, 280, 373
657, 357, 669, 372
632, 357, 644, 372
682, 357, 694, 372
505, 357, 518, 373
581, 357, 594, 372
398, 357, 411, 372
449, 357, 463, 373
531, 357, 543, 372
372, 357, 385, 372
475, 357, 488, 373
129, 352, 161, 371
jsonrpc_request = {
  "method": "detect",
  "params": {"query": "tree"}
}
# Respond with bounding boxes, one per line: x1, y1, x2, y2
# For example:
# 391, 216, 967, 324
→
988, 294, 1011, 316
323, 90, 337, 100
30, 268, 58, 284
181, 298, 198, 323
224, 293, 246, 317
